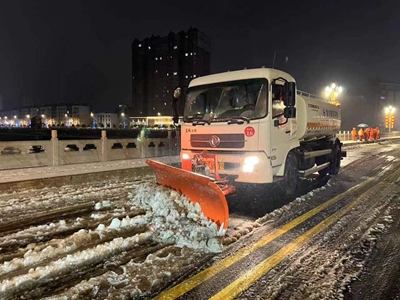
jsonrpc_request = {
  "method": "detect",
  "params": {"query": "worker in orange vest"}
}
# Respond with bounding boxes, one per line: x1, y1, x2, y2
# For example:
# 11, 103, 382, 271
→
358, 128, 364, 141
351, 127, 357, 141
376, 127, 380, 139
369, 127, 376, 141
364, 127, 371, 141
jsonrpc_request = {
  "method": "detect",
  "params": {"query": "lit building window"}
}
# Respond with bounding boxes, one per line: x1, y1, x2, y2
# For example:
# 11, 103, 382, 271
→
167, 73, 169, 76
193, 74, 197, 78
153, 107, 155, 110
173, 72, 177, 76
138, 44, 142, 47
190, 52, 193, 56
155, 70, 158, 73
155, 57, 158, 60
185, 53, 188, 56
174, 46, 177, 49
164, 102, 167, 105
148, 46, 151, 49
185, 75, 188, 79
160, 57, 162, 60
194, 52, 196, 55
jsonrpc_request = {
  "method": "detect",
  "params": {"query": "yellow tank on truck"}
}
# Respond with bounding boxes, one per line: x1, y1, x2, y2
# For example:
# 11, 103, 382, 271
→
295, 94, 341, 141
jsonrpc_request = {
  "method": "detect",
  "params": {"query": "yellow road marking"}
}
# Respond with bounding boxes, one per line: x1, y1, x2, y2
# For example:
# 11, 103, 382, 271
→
156, 178, 373, 299
211, 180, 387, 300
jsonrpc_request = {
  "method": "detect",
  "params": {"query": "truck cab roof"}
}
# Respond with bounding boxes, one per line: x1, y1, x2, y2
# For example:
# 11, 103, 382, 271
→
189, 68, 296, 88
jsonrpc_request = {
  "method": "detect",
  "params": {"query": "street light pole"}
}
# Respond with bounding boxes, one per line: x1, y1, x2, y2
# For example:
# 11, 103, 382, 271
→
324, 83, 343, 106
384, 106, 395, 133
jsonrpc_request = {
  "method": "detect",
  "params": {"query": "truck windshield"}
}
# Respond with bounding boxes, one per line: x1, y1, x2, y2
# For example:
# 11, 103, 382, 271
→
184, 78, 268, 123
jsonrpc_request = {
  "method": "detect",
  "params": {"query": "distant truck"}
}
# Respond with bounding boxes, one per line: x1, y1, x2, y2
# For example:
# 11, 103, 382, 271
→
147, 68, 346, 231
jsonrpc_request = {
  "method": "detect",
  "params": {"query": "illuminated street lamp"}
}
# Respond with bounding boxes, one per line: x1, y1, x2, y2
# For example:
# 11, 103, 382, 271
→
65, 114, 69, 127
121, 112, 126, 129
41, 115, 46, 128
384, 105, 396, 132
90, 112, 95, 128
324, 83, 343, 106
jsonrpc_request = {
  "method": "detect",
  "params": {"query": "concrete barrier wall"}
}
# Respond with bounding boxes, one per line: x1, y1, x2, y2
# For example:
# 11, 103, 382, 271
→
0, 141, 53, 169
0, 130, 180, 170
338, 131, 352, 141
106, 139, 141, 161
58, 139, 103, 165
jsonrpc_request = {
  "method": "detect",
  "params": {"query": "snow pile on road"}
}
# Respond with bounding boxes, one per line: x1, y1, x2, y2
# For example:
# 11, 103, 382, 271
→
128, 183, 223, 253
0, 180, 223, 299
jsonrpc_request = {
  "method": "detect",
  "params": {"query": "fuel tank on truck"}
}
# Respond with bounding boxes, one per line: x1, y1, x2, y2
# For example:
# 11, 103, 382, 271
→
295, 94, 341, 141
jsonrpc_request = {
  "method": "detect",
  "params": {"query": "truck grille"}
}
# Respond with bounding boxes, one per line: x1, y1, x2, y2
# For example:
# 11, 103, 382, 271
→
223, 162, 241, 170
190, 134, 245, 149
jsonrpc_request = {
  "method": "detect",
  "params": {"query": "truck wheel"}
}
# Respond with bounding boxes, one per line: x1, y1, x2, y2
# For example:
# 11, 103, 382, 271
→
329, 143, 341, 175
283, 152, 299, 195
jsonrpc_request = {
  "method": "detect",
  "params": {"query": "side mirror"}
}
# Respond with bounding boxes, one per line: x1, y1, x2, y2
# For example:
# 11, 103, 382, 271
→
283, 82, 296, 107
173, 87, 182, 99
172, 87, 182, 124
284, 107, 296, 119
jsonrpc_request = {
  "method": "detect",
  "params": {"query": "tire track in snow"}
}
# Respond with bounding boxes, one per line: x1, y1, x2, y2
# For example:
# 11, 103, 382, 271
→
239, 161, 400, 299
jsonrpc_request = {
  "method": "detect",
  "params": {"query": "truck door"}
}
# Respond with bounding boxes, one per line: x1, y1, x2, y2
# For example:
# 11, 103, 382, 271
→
270, 84, 291, 168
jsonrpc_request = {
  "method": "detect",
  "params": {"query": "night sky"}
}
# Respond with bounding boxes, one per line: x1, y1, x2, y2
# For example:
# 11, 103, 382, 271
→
0, 0, 399, 111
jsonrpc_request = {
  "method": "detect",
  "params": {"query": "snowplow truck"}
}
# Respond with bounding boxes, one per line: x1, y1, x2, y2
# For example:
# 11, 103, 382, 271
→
147, 68, 346, 233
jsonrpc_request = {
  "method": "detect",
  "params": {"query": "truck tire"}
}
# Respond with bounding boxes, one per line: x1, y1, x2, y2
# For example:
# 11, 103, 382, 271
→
283, 152, 299, 195
329, 143, 341, 175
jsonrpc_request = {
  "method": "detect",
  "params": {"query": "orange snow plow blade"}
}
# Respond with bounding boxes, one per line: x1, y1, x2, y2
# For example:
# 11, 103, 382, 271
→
146, 159, 231, 230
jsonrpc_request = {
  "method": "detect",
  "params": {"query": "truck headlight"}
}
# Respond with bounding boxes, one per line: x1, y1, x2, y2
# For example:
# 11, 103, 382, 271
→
243, 156, 259, 172
182, 153, 190, 160
244, 156, 259, 165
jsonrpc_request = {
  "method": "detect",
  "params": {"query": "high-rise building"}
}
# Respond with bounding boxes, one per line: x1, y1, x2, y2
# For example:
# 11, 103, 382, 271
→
132, 27, 211, 117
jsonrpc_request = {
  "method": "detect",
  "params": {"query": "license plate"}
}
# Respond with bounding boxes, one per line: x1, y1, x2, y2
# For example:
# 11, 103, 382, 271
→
206, 161, 224, 170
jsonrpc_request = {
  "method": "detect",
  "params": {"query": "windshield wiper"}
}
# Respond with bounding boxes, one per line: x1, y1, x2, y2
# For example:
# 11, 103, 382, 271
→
227, 117, 250, 125
192, 120, 211, 126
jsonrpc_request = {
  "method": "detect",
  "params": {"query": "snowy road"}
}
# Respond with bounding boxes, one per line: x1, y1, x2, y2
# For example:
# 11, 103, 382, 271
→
0, 141, 399, 299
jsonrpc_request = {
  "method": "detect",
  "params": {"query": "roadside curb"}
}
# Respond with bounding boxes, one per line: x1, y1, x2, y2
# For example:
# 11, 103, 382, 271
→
0, 156, 180, 192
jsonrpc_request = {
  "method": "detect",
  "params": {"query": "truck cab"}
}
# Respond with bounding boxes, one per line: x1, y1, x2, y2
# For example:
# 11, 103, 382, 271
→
179, 68, 296, 183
